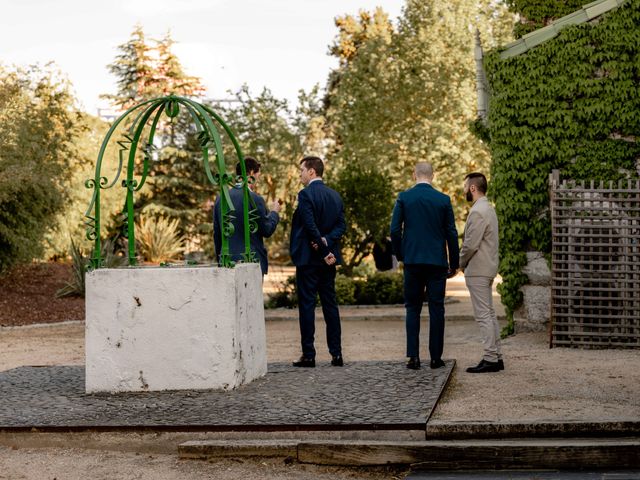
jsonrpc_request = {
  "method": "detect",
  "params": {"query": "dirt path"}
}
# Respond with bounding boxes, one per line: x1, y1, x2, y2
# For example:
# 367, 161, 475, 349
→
1, 316, 639, 479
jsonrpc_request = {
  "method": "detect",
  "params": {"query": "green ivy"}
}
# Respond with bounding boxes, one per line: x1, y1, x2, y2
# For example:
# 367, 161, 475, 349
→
483, 0, 640, 330
506, 0, 588, 37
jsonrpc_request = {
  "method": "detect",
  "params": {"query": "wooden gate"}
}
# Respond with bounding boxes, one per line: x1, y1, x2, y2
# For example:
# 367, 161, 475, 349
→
550, 170, 640, 348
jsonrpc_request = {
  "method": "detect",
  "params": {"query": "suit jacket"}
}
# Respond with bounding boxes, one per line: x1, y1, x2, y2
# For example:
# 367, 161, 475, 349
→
214, 186, 279, 274
290, 179, 346, 266
390, 183, 459, 269
459, 196, 499, 277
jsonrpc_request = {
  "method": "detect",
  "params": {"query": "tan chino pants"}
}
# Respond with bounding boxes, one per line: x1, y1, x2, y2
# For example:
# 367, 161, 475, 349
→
465, 275, 502, 362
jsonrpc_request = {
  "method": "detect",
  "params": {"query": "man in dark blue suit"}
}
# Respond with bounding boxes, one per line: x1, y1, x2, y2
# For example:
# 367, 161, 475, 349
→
214, 157, 280, 275
290, 156, 346, 368
390, 162, 459, 370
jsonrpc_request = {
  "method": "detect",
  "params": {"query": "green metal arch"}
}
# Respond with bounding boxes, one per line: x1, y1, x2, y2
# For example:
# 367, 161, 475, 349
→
84, 95, 257, 269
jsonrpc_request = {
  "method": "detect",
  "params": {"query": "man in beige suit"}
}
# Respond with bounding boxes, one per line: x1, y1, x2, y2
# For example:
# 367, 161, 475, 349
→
460, 173, 504, 373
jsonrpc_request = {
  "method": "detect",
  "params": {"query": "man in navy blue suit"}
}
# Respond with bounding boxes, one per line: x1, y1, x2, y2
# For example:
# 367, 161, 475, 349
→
290, 156, 346, 368
214, 157, 280, 275
390, 162, 459, 370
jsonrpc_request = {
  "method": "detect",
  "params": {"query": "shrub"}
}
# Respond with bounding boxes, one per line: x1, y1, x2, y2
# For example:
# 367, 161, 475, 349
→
265, 270, 404, 308
354, 272, 404, 305
136, 216, 185, 263
335, 273, 356, 305
56, 239, 127, 298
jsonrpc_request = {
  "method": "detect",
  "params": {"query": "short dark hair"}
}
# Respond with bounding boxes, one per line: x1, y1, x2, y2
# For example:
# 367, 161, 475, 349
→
236, 156, 261, 176
300, 156, 324, 177
464, 172, 488, 194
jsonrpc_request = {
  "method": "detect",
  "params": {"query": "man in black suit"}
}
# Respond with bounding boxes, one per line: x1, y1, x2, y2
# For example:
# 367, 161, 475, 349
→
390, 162, 459, 370
290, 156, 346, 368
214, 157, 280, 275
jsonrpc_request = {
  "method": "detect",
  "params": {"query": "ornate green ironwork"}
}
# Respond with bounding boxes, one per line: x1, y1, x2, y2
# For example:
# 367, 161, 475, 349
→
84, 95, 258, 269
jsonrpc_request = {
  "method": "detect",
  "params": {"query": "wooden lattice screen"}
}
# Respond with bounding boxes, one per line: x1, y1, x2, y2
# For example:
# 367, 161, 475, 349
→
550, 170, 640, 348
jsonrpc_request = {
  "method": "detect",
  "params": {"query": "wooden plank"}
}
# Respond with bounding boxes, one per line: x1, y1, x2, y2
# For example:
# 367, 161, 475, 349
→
297, 439, 640, 468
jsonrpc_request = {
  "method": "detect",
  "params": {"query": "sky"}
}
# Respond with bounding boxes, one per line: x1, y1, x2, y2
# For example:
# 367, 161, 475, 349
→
0, 0, 404, 115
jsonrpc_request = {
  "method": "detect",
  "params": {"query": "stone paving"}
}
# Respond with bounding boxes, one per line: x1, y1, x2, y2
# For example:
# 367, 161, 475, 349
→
0, 361, 453, 429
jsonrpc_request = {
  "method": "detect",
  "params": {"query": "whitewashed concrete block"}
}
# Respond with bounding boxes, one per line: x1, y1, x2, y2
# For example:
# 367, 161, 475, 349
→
85, 264, 266, 393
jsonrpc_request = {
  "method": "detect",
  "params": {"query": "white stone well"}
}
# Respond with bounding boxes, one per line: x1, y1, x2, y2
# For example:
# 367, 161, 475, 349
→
85, 263, 266, 393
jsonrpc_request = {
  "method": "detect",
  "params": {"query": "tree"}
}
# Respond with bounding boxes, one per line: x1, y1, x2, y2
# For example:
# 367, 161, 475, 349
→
103, 26, 210, 254
0, 65, 84, 272
326, 0, 514, 237
101, 24, 158, 110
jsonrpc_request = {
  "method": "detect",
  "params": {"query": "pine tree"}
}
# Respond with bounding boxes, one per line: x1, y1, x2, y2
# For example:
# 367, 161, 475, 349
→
103, 26, 210, 255
101, 24, 158, 110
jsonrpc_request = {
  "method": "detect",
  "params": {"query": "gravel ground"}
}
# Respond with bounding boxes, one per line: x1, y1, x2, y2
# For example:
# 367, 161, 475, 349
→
1, 313, 638, 478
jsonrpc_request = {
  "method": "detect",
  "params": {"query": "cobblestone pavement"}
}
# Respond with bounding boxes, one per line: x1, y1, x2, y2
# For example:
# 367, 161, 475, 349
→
0, 361, 453, 429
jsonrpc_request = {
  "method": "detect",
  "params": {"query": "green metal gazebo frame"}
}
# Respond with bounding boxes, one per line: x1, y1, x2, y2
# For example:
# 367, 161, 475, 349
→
84, 95, 257, 269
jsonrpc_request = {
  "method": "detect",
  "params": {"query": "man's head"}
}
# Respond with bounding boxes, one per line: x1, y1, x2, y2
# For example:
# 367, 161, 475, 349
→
237, 157, 261, 185
299, 156, 324, 186
464, 172, 487, 202
414, 162, 434, 182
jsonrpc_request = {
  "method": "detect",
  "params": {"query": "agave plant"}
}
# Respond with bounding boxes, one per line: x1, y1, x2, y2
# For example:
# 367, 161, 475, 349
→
136, 216, 185, 264
56, 239, 126, 298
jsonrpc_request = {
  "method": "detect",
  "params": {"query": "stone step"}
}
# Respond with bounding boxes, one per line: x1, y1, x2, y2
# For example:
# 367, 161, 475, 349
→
178, 438, 640, 469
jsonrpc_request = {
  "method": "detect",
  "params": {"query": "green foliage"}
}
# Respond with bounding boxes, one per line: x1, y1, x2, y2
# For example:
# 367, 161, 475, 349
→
483, 0, 640, 323
102, 25, 204, 110
216, 85, 326, 261
353, 272, 404, 305
335, 273, 356, 305
266, 270, 404, 308
0, 65, 83, 273
44, 113, 112, 259
55, 240, 86, 298
505, 0, 588, 37
326, 0, 515, 227
333, 166, 395, 271
103, 26, 211, 256
136, 216, 185, 263
56, 239, 127, 298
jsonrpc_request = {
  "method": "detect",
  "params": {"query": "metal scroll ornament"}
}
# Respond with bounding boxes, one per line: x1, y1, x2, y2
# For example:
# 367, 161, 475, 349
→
84, 95, 257, 269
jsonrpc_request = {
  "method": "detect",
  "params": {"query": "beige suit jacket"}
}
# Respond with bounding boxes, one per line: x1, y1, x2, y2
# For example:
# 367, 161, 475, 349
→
459, 196, 499, 277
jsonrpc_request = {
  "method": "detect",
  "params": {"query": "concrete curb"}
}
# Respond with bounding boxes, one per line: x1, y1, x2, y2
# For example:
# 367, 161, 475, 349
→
426, 420, 640, 439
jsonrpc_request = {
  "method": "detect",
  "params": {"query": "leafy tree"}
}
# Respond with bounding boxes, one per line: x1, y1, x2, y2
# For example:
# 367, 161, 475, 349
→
0, 65, 84, 272
333, 166, 395, 271
44, 113, 112, 259
326, 1, 514, 260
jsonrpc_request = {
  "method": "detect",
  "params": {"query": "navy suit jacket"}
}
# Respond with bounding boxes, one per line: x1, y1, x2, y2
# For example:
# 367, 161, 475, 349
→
214, 186, 279, 274
390, 183, 459, 269
290, 180, 346, 266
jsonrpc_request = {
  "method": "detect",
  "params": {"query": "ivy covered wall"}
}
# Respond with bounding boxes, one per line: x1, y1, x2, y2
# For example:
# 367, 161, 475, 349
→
482, 0, 640, 328
506, 0, 587, 37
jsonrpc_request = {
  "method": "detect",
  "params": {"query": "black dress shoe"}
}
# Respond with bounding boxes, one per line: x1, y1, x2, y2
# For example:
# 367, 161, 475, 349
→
498, 359, 505, 371
430, 359, 446, 369
406, 357, 421, 370
331, 355, 344, 367
466, 359, 500, 373
292, 356, 315, 368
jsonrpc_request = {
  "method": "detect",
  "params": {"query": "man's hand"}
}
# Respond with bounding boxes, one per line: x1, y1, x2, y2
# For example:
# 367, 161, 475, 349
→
446, 268, 458, 279
269, 200, 282, 214
311, 237, 328, 251
324, 252, 336, 266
